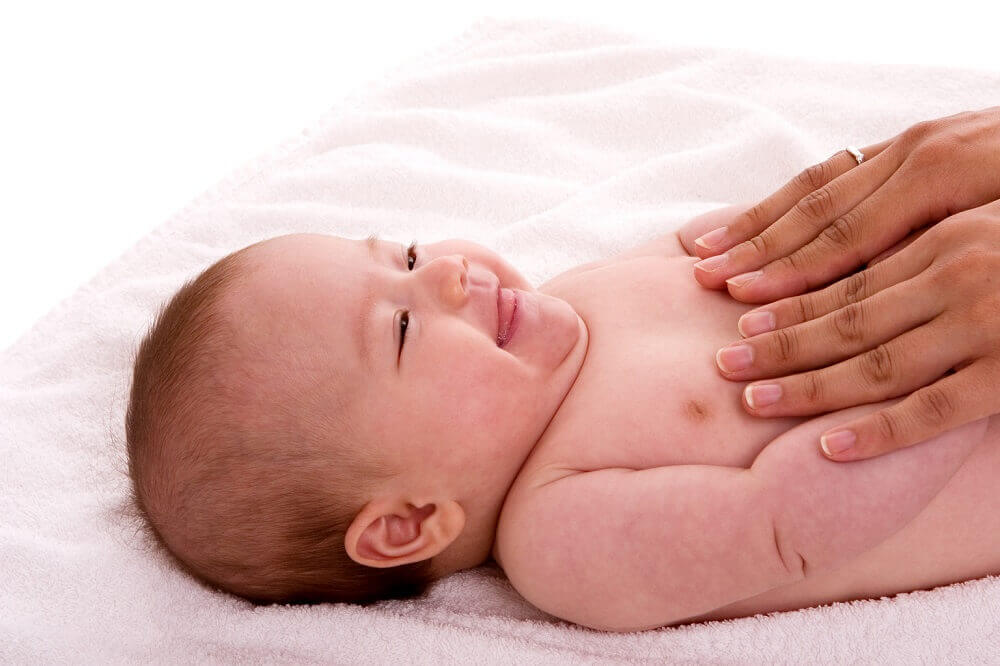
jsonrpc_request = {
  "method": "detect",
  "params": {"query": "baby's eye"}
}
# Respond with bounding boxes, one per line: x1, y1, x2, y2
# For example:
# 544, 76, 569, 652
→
406, 240, 418, 270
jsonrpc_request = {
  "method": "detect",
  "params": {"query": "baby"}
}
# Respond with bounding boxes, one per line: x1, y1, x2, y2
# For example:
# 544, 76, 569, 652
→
126, 204, 1000, 632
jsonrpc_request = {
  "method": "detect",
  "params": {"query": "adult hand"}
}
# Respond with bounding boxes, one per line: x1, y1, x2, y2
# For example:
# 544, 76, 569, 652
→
690, 106, 1000, 303
712, 199, 1000, 462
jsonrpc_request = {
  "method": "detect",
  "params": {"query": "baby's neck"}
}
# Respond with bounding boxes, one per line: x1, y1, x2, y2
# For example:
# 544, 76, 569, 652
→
431, 509, 500, 577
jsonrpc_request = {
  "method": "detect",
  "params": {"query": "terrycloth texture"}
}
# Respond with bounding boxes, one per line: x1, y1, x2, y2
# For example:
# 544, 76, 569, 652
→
3, 17, 999, 664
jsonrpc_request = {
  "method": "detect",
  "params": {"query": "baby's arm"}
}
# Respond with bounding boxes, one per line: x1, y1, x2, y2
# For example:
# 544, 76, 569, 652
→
498, 398, 986, 632
755, 397, 986, 576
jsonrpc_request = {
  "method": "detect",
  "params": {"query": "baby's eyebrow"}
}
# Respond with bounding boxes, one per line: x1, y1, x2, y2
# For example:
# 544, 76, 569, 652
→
365, 232, 380, 260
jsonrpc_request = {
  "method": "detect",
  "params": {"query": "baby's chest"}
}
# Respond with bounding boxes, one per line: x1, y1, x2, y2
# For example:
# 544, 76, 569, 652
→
524, 256, 806, 479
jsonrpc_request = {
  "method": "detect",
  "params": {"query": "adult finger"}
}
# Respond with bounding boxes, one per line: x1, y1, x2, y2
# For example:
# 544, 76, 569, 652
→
733, 230, 937, 338
720, 161, 946, 302
866, 227, 932, 267
693, 138, 894, 287
717, 270, 942, 383
693, 138, 895, 257
818, 360, 994, 460
738, 313, 968, 418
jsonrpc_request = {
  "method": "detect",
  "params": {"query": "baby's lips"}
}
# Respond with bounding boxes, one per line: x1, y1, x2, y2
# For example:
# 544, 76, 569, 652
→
496, 287, 519, 347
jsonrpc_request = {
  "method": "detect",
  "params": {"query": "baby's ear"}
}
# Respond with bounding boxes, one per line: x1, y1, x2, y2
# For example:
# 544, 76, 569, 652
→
344, 499, 465, 568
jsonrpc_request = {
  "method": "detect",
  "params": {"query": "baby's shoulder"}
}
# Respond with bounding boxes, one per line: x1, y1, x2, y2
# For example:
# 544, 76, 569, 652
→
539, 231, 688, 292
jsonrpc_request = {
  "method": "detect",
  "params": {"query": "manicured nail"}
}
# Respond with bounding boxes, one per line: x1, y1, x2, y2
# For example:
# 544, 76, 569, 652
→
716, 344, 753, 372
694, 254, 728, 272
738, 310, 776, 337
727, 270, 762, 288
821, 430, 856, 457
695, 227, 729, 250
745, 383, 781, 409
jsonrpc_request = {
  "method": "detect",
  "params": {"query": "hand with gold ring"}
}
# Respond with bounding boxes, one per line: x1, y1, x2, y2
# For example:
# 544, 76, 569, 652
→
687, 106, 1000, 461
691, 106, 1000, 302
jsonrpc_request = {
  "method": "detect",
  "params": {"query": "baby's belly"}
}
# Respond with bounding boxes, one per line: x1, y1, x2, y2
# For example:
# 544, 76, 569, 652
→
688, 415, 1000, 624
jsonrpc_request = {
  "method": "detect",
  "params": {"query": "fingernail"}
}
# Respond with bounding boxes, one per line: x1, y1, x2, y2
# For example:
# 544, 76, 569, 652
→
745, 383, 781, 409
727, 270, 762, 288
738, 310, 776, 337
695, 227, 729, 250
821, 429, 856, 457
716, 344, 754, 372
694, 254, 728, 272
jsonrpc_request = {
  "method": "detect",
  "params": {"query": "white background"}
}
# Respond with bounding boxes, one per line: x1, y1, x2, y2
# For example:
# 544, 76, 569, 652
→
3, 0, 999, 352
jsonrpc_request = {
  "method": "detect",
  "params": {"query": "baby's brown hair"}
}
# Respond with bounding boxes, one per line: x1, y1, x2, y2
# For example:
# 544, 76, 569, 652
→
125, 244, 437, 605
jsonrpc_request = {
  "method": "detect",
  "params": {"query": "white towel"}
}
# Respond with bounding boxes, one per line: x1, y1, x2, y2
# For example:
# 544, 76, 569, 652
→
2, 17, 998, 664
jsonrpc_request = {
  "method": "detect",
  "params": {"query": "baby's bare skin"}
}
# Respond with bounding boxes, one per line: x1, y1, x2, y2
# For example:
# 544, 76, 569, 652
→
491, 210, 1000, 630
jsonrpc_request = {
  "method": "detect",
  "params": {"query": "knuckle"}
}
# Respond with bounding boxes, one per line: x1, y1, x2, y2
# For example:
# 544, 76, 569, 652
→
770, 327, 798, 363
873, 409, 902, 445
902, 118, 938, 146
735, 203, 769, 234
915, 385, 956, 426
841, 270, 869, 305
908, 136, 952, 170
819, 212, 860, 253
747, 234, 773, 258
794, 295, 817, 323
796, 161, 832, 192
860, 344, 896, 386
802, 372, 823, 404
832, 302, 866, 345
775, 251, 807, 275
796, 186, 837, 221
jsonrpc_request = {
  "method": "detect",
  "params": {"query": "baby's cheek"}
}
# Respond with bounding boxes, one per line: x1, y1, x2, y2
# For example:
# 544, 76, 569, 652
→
447, 374, 507, 427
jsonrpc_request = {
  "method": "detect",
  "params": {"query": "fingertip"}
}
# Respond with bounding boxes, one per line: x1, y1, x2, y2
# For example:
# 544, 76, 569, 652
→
725, 270, 763, 292
725, 283, 770, 305
820, 429, 857, 459
692, 266, 727, 291
692, 237, 713, 255
694, 227, 730, 253
692, 245, 718, 260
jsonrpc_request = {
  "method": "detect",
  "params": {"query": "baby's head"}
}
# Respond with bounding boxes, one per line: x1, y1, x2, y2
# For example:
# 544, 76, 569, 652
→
126, 233, 587, 605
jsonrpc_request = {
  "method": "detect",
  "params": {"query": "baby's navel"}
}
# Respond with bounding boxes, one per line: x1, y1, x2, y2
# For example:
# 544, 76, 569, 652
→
684, 399, 710, 423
